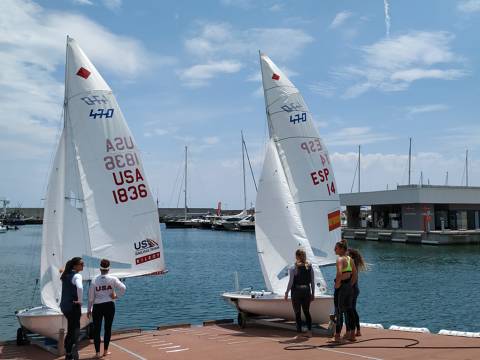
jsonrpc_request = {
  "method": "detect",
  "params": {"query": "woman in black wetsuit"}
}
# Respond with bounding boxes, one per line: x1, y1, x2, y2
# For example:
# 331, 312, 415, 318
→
347, 248, 367, 337
284, 249, 315, 337
60, 257, 84, 360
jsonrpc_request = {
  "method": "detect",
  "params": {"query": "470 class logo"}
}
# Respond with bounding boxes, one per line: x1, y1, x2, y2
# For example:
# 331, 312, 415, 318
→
134, 238, 159, 256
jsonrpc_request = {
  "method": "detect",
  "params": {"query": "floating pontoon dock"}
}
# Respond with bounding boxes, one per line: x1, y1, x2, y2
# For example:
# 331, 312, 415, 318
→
1, 320, 479, 360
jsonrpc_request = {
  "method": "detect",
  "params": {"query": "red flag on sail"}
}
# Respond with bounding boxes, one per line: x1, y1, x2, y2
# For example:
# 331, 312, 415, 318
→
76, 67, 91, 79
272, 73, 280, 80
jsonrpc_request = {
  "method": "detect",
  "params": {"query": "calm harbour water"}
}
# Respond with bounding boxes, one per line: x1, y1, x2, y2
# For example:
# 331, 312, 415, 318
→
0, 224, 479, 340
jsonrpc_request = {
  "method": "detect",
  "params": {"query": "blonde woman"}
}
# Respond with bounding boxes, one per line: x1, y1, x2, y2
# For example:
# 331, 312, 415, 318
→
284, 249, 315, 337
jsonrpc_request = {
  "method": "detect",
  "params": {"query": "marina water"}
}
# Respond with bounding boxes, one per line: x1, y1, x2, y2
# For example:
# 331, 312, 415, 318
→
1, 225, 479, 340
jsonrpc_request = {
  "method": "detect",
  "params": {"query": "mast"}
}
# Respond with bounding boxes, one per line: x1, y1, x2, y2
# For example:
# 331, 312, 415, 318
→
358, 145, 361, 192
445, 171, 449, 186
259, 51, 273, 137
466, 149, 469, 187
184, 145, 188, 221
242, 131, 247, 211
408, 137, 412, 185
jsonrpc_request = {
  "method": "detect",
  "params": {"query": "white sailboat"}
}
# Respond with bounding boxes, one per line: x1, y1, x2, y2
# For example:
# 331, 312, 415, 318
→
223, 53, 341, 324
16, 37, 166, 341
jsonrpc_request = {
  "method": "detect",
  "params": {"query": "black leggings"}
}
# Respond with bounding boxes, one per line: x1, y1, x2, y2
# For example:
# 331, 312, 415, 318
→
63, 304, 81, 359
334, 281, 355, 334
291, 286, 312, 333
92, 302, 115, 353
352, 283, 360, 331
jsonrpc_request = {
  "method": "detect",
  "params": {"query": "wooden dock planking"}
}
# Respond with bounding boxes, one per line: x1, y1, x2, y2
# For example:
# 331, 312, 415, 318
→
1, 324, 479, 360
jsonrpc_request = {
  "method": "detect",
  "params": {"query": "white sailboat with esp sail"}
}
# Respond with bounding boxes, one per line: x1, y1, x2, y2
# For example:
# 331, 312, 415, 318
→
16, 36, 166, 342
223, 53, 341, 324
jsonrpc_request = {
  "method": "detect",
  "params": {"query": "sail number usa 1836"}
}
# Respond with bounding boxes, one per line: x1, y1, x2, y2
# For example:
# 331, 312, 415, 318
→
103, 137, 149, 205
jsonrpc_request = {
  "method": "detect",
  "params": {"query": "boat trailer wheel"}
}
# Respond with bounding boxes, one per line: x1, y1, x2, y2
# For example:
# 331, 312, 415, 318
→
237, 312, 247, 328
16, 327, 28, 346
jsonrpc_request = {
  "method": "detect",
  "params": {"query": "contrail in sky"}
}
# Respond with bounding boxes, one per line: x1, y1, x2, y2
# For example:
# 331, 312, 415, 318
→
384, 0, 391, 38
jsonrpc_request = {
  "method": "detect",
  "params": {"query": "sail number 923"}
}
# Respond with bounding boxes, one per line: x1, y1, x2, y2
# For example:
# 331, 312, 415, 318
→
310, 168, 336, 195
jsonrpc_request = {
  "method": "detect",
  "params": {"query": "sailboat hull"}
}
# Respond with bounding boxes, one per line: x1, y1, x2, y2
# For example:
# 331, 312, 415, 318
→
16, 306, 90, 340
222, 292, 333, 324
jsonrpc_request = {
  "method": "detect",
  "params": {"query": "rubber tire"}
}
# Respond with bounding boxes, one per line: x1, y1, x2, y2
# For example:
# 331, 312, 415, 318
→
237, 312, 247, 328
16, 327, 26, 346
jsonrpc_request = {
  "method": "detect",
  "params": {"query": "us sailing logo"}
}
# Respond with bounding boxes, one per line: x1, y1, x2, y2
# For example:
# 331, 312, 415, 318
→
134, 238, 159, 256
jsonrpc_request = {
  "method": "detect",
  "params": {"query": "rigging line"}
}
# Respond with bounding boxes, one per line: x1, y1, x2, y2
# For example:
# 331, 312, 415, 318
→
167, 159, 184, 208
265, 95, 293, 110
176, 171, 185, 209
283, 337, 480, 350
268, 108, 309, 116
275, 136, 321, 141
264, 84, 298, 92
242, 135, 258, 192
295, 199, 340, 204
350, 157, 359, 193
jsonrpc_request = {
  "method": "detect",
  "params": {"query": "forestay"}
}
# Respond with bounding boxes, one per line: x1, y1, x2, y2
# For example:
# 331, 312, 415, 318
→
255, 141, 326, 295
259, 54, 340, 267
40, 37, 165, 310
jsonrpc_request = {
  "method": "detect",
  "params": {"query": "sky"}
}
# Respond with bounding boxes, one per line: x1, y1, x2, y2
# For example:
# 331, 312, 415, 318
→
1, 0, 480, 209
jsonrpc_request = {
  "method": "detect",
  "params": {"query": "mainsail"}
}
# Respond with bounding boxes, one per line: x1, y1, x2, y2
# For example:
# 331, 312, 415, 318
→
255, 140, 326, 295
255, 53, 340, 295
40, 37, 165, 310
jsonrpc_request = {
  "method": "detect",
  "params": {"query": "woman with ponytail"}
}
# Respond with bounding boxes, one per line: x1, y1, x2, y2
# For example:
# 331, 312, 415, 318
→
60, 257, 84, 360
285, 248, 315, 337
347, 248, 367, 337
333, 239, 357, 342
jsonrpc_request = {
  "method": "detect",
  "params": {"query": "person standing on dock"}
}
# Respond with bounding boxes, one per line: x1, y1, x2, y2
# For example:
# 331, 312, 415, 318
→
347, 248, 367, 337
334, 240, 357, 342
284, 249, 315, 337
60, 257, 85, 360
88, 259, 126, 358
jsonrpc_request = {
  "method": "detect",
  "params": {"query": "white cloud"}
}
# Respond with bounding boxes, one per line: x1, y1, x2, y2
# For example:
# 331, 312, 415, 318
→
72, 0, 93, 5
179, 60, 243, 87
309, 81, 336, 97
324, 127, 394, 146
406, 104, 450, 115
181, 22, 313, 86
330, 11, 353, 29
220, 0, 254, 9
102, 0, 122, 10
391, 68, 464, 82
203, 136, 220, 145
72, 0, 122, 10
0, 0, 171, 161
184, 22, 314, 62
331, 151, 476, 192
269, 4, 284, 12
338, 31, 466, 98
458, 0, 480, 13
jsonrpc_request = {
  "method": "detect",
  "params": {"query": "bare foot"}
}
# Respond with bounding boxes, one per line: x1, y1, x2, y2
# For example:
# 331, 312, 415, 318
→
103, 351, 112, 357
95, 353, 101, 359
333, 334, 341, 342
305, 330, 313, 338
356, 330, 362, 337
348, 335, 356, 342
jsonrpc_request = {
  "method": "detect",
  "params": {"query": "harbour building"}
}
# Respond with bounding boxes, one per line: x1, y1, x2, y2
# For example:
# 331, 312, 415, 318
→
340, 185, 480, 245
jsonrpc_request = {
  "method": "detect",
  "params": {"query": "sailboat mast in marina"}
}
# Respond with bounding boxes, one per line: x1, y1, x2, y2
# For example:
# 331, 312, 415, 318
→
16, 36, 165, 342
223, 52, 340, 324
